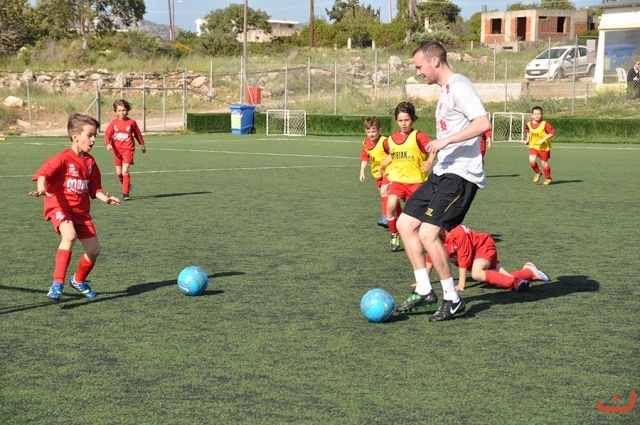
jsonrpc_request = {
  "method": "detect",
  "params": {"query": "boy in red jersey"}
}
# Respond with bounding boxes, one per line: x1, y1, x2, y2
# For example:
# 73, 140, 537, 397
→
525, 106, 554, 185
30, 113, 120, 301
379, 102, 433, 252
104, 99, 147, 200
359, 117, 400, 229
423, 225, 550, 294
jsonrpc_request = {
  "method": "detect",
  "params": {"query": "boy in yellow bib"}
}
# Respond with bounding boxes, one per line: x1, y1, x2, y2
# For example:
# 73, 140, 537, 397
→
379, 102, 433, 252
525, 106, 555, 185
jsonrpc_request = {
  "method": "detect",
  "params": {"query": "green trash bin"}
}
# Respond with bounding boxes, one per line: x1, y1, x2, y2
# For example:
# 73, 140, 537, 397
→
230, 104, 256, 135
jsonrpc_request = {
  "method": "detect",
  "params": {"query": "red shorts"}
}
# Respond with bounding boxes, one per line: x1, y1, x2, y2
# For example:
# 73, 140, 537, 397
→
388, 182, 422, 201
474, 235, 499, 270
48, 209, 97, 239
112, 145, 135, 166
529, 148, 550, 161
375, 174, 390, 189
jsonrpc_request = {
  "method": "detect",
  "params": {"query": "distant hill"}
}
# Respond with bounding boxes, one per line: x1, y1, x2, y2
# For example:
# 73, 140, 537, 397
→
133, 20, 186, 39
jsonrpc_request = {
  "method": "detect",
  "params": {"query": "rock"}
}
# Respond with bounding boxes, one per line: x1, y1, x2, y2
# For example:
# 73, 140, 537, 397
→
3, 96, 24, 107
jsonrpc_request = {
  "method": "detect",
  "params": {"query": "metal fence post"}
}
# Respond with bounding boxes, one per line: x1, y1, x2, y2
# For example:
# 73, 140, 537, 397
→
387, 61, 391, 114
493, 40, 497, 83
334, 62, 337, 115
571, 35, 577, 116
183, 70, 187, 129
162, 76, 167, 131
504, 60, 508, 112
307, 56, 311, 101
95, 83, 100, 129
26, 77, 32, 134
142, 74, 147, 132
374, 49, 378, 99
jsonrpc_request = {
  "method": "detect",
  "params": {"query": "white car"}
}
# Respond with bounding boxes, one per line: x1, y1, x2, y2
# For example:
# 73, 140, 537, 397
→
525, 45, 595, 80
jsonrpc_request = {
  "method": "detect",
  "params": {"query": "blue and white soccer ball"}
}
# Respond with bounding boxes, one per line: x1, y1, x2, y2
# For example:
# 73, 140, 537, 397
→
360, 288, 395, 323
177, 266, 209, 296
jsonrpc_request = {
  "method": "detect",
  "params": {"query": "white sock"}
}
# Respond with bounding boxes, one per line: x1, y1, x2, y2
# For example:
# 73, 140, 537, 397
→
414, 269, 432, 295
441, 277, 460, 302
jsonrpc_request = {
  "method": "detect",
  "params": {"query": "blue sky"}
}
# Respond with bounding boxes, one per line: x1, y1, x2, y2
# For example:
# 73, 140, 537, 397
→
145, 1, 603, 33
27, 1, 604, 33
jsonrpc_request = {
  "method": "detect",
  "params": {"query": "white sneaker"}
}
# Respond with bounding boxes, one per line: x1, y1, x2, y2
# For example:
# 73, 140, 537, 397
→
524, 262, 550, 282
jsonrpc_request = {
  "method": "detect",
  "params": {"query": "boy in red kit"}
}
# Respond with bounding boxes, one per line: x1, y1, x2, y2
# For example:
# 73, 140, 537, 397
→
423, 225, 550, 294
104, 99, 147, 200
358, 117, 399, 229
525, 106, 554, 185
30, 113, 120, 301
379, 102, 433, 252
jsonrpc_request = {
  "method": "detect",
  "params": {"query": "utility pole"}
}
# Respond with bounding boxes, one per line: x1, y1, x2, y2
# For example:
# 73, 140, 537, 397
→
310, 0, 315, 48
167, 0, 174, 40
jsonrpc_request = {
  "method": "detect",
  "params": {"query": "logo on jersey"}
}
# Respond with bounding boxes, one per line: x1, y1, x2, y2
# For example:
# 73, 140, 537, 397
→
69, 163, 79, 177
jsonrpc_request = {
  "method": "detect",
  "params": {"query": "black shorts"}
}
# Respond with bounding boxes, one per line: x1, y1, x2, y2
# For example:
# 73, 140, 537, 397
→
402, 173, 478, 231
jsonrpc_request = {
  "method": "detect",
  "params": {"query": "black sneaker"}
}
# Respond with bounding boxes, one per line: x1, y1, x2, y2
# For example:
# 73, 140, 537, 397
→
429, 298, 466, 322
123, 194, 131, 201
395, 290, 438, 314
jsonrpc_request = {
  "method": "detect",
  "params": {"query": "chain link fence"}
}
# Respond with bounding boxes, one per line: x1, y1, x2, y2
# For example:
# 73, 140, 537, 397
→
1, 42, 638, 135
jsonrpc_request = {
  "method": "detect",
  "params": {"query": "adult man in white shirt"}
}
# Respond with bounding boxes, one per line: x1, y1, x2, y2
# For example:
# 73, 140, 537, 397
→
396, 41, 492, 322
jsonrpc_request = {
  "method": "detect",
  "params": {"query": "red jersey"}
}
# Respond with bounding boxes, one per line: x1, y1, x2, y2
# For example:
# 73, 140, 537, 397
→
32, 148, 104, 221
104, 117, 145, 151
426, 225, 494, 269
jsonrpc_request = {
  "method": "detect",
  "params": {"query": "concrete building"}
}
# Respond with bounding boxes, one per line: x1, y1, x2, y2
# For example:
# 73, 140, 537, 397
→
480, 9, 593, 50
593, 1, 640, 89
236, 20, 301, 43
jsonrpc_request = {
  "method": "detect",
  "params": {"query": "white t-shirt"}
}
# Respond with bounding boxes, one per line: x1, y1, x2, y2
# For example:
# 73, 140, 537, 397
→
433, 74, 487, 189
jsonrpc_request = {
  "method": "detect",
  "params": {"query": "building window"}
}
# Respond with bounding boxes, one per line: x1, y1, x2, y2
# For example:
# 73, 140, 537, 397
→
491, 19, 502, 34
557, 17, 566, 33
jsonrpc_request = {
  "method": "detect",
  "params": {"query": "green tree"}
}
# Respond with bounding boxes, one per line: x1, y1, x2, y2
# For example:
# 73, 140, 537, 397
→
197, 4, 271, 56
396, 0, 420, 44
0, 0, 38, 54
325, 0, 379, 23
540, 0, 575, 10
330, 3, 380, 47
35, 0, 146, 50
467, 11, 482, 42
418, 0, 461, 26
506, 2, 539, 11
200, 4, 271, 39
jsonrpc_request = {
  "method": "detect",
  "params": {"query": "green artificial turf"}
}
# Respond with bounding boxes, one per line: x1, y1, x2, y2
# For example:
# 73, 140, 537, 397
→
0, 134, 638, 424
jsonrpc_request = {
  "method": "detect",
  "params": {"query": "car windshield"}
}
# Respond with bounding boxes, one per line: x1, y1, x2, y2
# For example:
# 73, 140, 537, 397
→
535, 48, 567, 60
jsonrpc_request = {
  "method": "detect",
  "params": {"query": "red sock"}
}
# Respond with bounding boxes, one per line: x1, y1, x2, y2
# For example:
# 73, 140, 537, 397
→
118, 174, 124, 184
123, 174, 131, 194
381, 197, 388, 217
396, 202, 402, 216
387, 216, 397, 234
484, 270, 519, 289
74, 254, 95, 282
530, 163, 541, 174
509, 269, 534, 280
543, 166, 551, 180
53, 249, 72, 284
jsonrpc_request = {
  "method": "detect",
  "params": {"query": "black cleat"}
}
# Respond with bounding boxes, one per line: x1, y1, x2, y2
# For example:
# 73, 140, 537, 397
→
429, 298, 466, 322
395, 290, 438, 314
